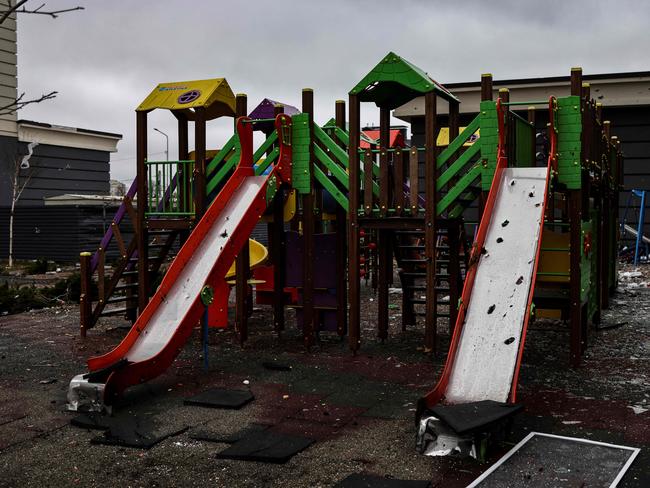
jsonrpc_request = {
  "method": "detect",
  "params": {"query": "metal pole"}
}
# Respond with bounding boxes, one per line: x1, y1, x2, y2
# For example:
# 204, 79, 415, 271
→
153, 127, 169, 161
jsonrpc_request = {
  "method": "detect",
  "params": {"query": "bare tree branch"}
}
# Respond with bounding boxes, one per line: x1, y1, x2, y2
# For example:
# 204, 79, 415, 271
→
0, 90, 57, 116
0, 1, 83, 24
0, 0, 28, 24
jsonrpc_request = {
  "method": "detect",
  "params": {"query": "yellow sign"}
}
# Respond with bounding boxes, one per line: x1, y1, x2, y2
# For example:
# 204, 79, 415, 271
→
137, 78, 236, 116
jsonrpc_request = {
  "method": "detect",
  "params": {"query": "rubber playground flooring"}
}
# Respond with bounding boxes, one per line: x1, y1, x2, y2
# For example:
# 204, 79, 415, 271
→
0, 283, 648, 487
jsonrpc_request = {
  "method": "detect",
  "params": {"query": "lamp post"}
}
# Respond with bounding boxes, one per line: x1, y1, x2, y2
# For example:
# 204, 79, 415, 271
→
153, 127, 169, 161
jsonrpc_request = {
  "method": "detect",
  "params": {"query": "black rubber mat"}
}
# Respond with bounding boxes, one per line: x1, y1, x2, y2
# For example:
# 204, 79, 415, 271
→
216, 430, 314, 463
184, 388, 254, 409
190, 423, 269, 444
334, 474, 431, 487
262, 361, 292, 372
90, 421, 187, 449
70, 413, 113, 430
431, 400, 523, 434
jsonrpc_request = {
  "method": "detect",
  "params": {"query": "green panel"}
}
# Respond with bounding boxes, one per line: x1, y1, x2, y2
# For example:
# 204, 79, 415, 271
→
252, 131, 278, 163
436, 143, 480, 190
437, 115, 480, 167
206, 147, 241, 195
480, 100, 498, 191
349, 51, 459, 108
266, 173, 278, 204
313, 124, 349, 169
206, 134, 237, 176
314, 144, 349, 190
255, 147, 279, 176
514, 116, 534, 167
314, 165, 349, 212
291, 113, 312, 194
580, 220, 593, 303
437, 164, 481, 215
557, 95, 583, 190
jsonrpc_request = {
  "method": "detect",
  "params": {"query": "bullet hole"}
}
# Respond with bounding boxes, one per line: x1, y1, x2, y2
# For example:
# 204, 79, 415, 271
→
220, 230, 229, 238
481, 247, 488, 255
535, 202, 541, 207
510, 180, 516, 186
501, 219, 509, 227
504, 337, 515, 345
529, 191, 535, 197
497, 237, 504, 243
488, 304, 496, 314
516, 276, 524, 285
502, 313, 507, 318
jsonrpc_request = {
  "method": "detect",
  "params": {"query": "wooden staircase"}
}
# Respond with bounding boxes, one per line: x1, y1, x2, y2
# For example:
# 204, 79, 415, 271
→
80, 209, 181, 332
394, 219, 471, 334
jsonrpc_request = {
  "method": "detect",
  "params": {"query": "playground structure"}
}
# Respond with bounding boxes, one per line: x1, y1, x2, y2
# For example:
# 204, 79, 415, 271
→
70, 53, 623, 434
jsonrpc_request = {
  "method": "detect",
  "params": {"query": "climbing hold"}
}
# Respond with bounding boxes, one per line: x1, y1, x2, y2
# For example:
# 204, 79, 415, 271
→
516, 276, 524, 285
496, 237, 504, 243
504, 337, 515, 345
501, 219, 509, 227
487, 304, 496, 314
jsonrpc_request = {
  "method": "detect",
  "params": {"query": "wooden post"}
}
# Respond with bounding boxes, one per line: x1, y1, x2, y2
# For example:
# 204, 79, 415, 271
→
136, 110, 149, 314
569, 190, 583, 367
348, 94, 361, 353
335, 99, 348, 337
272, 103, 286, 334
194, 107, 207, 219
302, 88, 316, 349
79, 252, 92, 337
178, 113, 189, 219
234, 93, 249, 344
424, 91, 438, 354
379, 107, 390, 217
481, 73, 493, 101
570, 67, 583, 97
377, 105, 391, 341
448, 220, 460, 332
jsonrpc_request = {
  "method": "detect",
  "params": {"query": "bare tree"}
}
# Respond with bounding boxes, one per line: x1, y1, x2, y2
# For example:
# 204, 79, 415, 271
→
3, 1, 82, 267
8, 142, 37, 267
0, 1, 83, 113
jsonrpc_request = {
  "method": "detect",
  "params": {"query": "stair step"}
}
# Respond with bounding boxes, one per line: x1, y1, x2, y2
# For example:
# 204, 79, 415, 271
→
100, 306, 135, 317
105, 295, 137, 304
415, 312, 450, 318
410, 299, 451, 305
148, 230, 173, 235
403, 285, 449, 292
114, 282, 138, 290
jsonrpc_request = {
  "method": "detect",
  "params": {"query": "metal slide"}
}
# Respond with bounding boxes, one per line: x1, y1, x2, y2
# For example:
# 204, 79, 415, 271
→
418, 99, 557, 451
67, 115, 293, 412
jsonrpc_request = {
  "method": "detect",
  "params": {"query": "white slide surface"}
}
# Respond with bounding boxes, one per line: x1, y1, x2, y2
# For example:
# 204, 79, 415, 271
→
127, 176, 266, 362
445, 167, 547, 404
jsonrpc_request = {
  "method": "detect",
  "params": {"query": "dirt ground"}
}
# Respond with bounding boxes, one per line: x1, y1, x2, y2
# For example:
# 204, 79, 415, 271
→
0, 265, 649, 487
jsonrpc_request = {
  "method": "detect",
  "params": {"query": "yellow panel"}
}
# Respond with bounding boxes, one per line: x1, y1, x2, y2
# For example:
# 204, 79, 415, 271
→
225, 239, 268, 279
437, 127, 480, 147
136, 78, 236, 115
537, 229, 570, 283
261, 189, 297, 223
537, 309, 562, 319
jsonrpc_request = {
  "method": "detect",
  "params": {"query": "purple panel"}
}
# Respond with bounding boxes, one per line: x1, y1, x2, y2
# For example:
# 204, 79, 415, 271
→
248, 98, 300, 132
284, 231, 337, 289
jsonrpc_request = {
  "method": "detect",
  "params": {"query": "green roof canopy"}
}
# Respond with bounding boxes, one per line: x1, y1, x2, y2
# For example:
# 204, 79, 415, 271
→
350, 52, 459, 109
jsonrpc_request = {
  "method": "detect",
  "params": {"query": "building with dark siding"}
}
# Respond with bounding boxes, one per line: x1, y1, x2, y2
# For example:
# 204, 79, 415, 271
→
394, 71, 650, 240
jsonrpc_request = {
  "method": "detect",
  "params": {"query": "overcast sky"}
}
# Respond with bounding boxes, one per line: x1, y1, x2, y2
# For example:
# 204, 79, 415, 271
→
15, 0, 650, 185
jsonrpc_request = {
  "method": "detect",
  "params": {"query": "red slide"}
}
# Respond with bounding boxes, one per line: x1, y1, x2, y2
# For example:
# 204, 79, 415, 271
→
67, 115, 293, 412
